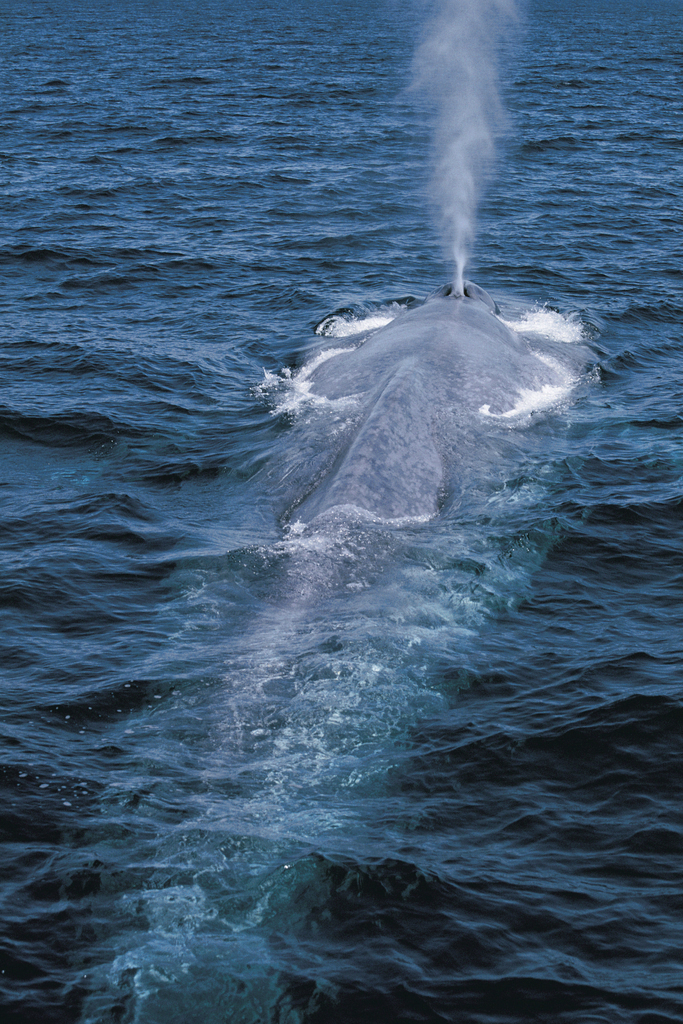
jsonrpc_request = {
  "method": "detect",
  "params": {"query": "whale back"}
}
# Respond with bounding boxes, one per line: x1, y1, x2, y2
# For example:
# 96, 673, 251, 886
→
291, 295, 571, 524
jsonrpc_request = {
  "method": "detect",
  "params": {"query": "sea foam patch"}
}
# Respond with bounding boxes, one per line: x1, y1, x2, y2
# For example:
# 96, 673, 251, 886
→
479, 305, 588, 420
315, 312, 397, 338
257, 345, 360, 416
501, 305, 586, 344
479, 382, 573, 420
314, 299, 413, 339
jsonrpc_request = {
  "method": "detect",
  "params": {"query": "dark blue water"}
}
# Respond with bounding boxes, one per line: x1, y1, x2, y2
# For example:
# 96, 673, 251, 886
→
1, 0, 682, 1021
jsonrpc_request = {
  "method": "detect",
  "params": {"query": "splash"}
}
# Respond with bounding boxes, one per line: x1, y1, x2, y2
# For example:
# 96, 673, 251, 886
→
413, 0, 517, 294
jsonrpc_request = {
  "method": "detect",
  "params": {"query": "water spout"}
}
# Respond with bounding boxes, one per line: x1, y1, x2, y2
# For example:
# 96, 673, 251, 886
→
412, 0, 517, 293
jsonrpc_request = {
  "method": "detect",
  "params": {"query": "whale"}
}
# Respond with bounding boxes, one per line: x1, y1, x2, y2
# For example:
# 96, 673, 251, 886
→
289, 283, 583, 526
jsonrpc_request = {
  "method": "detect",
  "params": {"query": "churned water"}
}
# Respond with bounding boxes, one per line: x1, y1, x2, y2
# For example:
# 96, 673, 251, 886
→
1, 0, 682, 1021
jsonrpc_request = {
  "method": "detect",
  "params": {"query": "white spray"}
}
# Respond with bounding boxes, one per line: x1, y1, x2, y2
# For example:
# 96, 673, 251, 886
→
413, 0, 517, 295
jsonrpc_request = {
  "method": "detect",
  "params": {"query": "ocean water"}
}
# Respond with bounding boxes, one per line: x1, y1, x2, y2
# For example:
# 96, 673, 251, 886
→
1, 0, 682, 1022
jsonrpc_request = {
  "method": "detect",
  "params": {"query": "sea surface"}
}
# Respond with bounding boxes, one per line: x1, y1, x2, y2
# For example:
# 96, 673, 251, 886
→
1, 1, 682, 1022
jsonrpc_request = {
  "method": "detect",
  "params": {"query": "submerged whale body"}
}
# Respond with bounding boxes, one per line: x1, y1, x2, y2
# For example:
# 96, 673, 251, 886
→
291, 284, 580, 525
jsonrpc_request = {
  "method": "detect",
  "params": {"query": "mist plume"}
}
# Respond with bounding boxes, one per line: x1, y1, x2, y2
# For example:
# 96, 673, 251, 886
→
413, 0, 517, 294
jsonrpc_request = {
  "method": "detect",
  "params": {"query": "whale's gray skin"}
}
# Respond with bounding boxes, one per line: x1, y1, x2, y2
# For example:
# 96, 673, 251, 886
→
291, 286, 580, 525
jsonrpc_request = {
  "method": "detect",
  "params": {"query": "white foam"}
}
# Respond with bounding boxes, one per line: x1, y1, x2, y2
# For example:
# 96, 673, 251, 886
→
501, 306, 585, 344
315, 311, 398, 338
256, 346, 360, 416
479, 381, 572, 420
480, 305, 586, 419
286, 503, 433, 536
